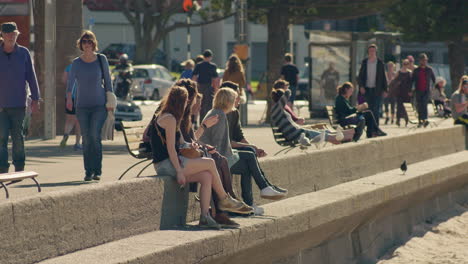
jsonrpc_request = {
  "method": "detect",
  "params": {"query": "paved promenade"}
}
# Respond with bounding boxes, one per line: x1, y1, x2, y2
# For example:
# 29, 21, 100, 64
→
0, 100, 456, 202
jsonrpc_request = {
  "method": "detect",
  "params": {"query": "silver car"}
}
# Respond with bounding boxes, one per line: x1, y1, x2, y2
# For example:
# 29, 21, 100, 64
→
132, 64, 175, 100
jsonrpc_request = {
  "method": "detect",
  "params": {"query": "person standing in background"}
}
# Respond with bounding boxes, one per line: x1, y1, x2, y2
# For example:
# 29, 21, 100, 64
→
0, 22, 40, 173
412, 53, 435, 127
357, 44, 387, 134
66, 31, 114, 181
192, 49, 220, 120
320, 62, 340, 101
222, 54, 246, 104
60, 58, 82, 150
384, 61, 397, 125
391, 59, 413, 127
280, 53, 299, 107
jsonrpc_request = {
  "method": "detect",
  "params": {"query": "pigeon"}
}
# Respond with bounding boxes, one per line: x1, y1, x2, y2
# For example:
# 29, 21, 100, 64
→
299, 132, 311, 150
400, 160, 407, 175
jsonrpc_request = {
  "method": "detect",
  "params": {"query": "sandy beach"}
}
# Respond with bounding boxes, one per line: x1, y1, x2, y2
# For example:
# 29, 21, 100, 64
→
377, 203, 468, 264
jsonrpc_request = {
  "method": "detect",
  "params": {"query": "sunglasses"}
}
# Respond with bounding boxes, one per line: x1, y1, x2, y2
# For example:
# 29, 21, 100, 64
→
81, 39, 94, 45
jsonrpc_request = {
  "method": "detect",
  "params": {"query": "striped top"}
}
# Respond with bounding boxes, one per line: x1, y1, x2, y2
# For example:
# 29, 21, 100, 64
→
270, 94, 302, 142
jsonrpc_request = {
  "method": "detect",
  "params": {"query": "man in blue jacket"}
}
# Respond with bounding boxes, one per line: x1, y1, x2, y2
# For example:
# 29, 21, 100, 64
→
0, 22, 41, 173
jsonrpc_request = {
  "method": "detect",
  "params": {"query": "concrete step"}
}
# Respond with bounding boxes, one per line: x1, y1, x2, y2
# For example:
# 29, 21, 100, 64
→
39, 151, 468, 264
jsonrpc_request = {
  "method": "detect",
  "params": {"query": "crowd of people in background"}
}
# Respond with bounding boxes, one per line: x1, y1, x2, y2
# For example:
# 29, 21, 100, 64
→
1, 22, 467, 230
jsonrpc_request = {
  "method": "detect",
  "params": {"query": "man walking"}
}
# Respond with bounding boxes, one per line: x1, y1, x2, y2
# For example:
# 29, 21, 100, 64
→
192, 49, 219, 120
280, 53, 299, 106
358, 44, 387, 135
0, 22, 40, 173
412, 53, 435, 127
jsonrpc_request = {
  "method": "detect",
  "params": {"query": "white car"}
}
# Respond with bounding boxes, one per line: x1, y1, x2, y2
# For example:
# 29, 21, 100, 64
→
131, 64, 175, 100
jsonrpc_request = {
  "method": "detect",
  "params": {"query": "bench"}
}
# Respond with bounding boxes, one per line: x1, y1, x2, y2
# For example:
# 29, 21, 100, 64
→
325, 105, 357, 130
118, 120, 152, 180
271, 125, 300, 155
0, 171, 40, 199
403, 102, 438, 129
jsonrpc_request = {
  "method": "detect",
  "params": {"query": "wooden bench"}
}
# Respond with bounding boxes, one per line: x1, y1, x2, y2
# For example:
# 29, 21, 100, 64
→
271, 126, 300, 155
325, 105, 357, 130
0, 171, 40, 199
118, 120, 153, 180
403, 102, 438, 129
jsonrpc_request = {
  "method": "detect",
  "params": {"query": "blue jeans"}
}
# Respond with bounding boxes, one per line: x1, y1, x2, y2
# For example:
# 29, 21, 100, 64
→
0, 107, 26, 171
76, 106, 107, 175
289, 84, 297, 104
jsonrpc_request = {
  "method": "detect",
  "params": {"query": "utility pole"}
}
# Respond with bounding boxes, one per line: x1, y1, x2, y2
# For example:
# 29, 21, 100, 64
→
186, 13, 192, 60
235, 0, 249, 125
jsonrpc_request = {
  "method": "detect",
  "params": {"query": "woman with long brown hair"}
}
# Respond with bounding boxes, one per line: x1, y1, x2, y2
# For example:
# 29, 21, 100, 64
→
149, 85, 246, 229
66, 30, 114, 181
222, 54, 246, 103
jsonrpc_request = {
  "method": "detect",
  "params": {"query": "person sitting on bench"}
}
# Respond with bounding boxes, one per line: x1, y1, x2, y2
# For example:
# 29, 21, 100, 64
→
334, 82, 386, 141
271, 88, 354, 147
176, 79, 252, 227
273, 79, 305, 125
149, 85, 247, 229
200, 88, 287, 210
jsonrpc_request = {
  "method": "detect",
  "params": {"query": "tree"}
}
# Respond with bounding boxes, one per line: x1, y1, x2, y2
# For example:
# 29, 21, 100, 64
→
114, 0, 234, 64
383, 0, 468, 92
248, 0, 400, 121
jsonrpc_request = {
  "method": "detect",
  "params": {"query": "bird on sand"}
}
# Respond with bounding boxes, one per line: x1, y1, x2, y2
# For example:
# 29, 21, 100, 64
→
299, 132, 311, 150
400, 160, 407, 175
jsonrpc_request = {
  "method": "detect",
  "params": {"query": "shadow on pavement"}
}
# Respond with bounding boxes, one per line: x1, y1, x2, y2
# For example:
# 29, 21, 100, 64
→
12, 180, 95, 188
24, 144, 128, 158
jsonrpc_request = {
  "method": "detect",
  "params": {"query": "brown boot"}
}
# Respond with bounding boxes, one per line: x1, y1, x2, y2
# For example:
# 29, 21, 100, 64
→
214, 213, 240, 228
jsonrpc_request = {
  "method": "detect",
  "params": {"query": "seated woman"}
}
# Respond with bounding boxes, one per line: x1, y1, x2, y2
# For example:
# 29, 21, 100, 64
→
200, 88, 287, 209
271, 88, 353, 147
335, 82, 386, 140
273, 79, 305, 125
432, 77, 452, 117
220, 81, 287, 213
450, 76, 468, 128
176, 79, 252, 227
149, 85, 246, 229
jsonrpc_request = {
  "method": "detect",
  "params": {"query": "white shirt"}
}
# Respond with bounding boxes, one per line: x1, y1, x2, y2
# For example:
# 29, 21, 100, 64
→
366, 59, 377, 88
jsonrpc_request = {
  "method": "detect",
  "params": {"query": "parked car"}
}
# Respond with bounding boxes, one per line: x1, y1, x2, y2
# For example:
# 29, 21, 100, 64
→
101, 43, 182, 71
114, 100, 143, 130
131, 64, 175, 100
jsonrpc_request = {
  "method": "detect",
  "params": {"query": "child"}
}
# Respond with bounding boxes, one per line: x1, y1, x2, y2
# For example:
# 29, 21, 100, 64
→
180, 59, 195, 79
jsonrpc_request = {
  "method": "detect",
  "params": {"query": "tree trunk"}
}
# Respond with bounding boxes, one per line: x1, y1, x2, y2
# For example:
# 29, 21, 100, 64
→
265, 4, 289, 123
30, 0, 45, 138
447, 38, 466, 93
134, 36, 158, 64
55, 0, 82, 135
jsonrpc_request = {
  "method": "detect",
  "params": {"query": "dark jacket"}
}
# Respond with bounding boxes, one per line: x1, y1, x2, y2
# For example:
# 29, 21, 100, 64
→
412, 66, 435, 93
357, 58, 387, 95
335, 95, 357, 122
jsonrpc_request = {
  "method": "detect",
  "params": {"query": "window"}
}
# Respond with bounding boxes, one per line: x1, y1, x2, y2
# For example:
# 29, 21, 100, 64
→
157, 68, 173, 81
134, 69, 149, 78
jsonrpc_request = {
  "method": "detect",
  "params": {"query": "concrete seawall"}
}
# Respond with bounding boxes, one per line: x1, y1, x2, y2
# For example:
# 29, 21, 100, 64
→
0, 126, 466, 264
40, 151, 468, 264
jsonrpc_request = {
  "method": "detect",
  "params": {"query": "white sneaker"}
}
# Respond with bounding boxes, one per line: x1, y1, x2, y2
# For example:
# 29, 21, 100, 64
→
260, 186, 286, 200
252, 205, 264, 216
